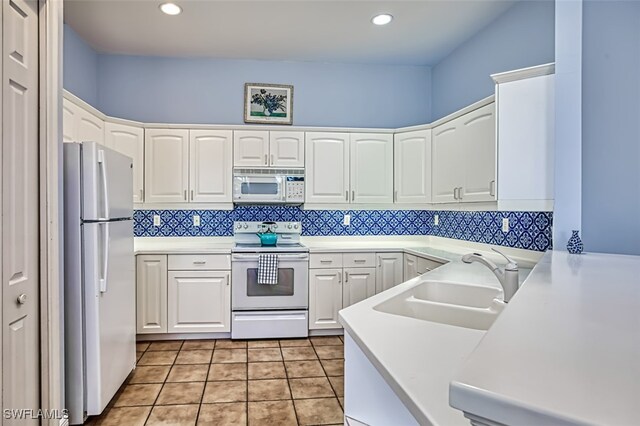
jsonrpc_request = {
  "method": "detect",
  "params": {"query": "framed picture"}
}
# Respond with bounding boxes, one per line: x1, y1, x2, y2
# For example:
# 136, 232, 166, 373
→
244, 83, 294, 125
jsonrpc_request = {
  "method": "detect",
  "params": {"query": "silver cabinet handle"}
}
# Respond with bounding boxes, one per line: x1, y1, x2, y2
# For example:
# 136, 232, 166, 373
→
264, 154, 268, 165
352, 190, 355, 202
271, 154, 274, 165
226, 275, 230, 286
139, 189, 143, 201
354, 259, 366, 263
458, 187, 463, 200
184, 190, 187, 201
191, 190, 194, 201
489, 180, 496, 197
320, 260, 332, 264
345, 190, 348, 201
453, 187, 458, 200
17, 294, 27, 305
394, 190, 398, 202
193, 261, 206, 265
345, 272, 349, 282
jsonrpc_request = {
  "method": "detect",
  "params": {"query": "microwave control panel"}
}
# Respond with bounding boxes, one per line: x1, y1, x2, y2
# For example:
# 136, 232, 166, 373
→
285, 177, 305, 203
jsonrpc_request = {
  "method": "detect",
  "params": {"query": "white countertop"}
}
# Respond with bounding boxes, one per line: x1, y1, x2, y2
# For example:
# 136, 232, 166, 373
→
135, 237, 235, 254
450, 250, 640, 426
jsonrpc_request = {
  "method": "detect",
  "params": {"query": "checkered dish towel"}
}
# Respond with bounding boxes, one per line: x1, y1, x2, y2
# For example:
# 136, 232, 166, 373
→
257, 254, 279, 285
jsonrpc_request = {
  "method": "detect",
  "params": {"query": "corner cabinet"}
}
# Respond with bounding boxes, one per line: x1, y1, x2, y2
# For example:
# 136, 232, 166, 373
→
189, 130, 233, 203
62, 98, 104, 145
105, 122, 145, 203
305, 133, 351, 203
136, 255, 168, 334
144, 129, 190, 203
394, 130, 432, 203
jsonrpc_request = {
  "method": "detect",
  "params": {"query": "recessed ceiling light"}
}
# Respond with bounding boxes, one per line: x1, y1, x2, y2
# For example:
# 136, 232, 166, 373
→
160, 2, 182, 15
372, 14, 393, 26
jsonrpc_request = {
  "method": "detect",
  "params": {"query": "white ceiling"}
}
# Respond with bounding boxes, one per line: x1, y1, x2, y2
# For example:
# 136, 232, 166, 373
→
64, 0, 517, 66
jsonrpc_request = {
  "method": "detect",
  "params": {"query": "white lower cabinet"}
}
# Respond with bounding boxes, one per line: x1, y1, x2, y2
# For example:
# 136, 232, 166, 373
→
309, 269, 343, 330
343, 267, 376, 308
404, 254, 418, 280
136, 255, 168, 334
375, 253, 404, 293
167, 270, 231, 333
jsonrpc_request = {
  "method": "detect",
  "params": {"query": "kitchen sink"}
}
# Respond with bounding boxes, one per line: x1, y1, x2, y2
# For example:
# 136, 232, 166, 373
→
373, 280, 506, 330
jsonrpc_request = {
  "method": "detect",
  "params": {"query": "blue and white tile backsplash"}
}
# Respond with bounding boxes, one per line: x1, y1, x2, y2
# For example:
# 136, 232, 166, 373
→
134, 206, 553, 251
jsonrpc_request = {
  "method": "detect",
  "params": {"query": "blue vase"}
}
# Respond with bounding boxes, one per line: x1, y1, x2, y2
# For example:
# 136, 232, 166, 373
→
566, 230, 583, 254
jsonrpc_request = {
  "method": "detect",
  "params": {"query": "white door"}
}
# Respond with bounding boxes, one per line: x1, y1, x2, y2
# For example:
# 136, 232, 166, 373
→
190, 130, 233, 203
77, 106, 104, 145
309, 269, 342, 330
460, 103, 496, 202
233, 130, 269, 168
432, 118, 465, 203
350, 133, 393, 204
305, 132, 350, 204
394, 130, 432, 203
343, 268, 375, 308
62, 98, 79, 143
403, 254, 418, 280
2, 0, 40, 420
105, 122, 144, 203
144, 129, 189, 203
136, 255, 168, 334
269, 131, 304, 168
375, 253, 404, 294
168, 270, 230, 333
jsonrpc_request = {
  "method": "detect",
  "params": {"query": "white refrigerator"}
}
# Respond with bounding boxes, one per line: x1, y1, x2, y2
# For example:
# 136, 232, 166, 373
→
63, 142, 136, 425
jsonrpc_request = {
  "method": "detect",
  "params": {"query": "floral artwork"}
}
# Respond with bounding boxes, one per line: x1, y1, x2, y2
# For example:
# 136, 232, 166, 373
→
244, 83, 293, 124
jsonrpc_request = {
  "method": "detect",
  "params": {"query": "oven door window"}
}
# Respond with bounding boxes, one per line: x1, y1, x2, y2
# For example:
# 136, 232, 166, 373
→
246, 268, 295, 296
241, 182, 279, 195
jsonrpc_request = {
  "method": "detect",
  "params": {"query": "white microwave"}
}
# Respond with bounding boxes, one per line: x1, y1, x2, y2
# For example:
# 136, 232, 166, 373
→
232, 170, 304, 204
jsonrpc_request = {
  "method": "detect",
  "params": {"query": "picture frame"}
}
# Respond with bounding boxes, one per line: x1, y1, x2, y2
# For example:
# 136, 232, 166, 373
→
244, 83, 294, 125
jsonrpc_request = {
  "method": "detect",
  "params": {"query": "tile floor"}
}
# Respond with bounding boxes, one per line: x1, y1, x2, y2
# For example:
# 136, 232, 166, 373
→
87, 336, 345, 425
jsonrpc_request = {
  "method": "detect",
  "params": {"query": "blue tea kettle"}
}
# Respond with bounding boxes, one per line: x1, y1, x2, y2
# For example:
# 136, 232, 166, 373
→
256, 222, 278, 246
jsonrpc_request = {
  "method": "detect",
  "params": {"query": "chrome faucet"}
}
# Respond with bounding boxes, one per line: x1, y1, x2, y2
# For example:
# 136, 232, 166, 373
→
461, 248, 519, 302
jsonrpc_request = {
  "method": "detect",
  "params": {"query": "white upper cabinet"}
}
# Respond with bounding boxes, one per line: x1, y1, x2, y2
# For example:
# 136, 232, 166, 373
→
233, 130, 269, 167
350, 133, 394, 204
62, 98, 104, 145
305, 132, 350, 204
394, 129, 432, 203
460, 103, 496, 202
105, 122, 145, 203
432, 117, 465, 203
190, 130, 233, 203
269, 131, 304, 168
62, 98, 79, 143
144, 129, 189, 203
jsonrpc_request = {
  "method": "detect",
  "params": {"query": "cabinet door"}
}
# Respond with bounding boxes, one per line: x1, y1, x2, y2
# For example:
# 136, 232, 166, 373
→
350, 133, 394, 204
62, 98, 78, 143
269, 131, 304, 168
190, 130, 233, 203
77, 106, 104, 145
305, 132, 350, 204
403, 254, 418, 280
460, 103, 496, 202
234, 130, 269, 167
167, 270, 231, 333
309, 269, 343, 330
136, 255, 168, 334
394, 130, 432, 203
375, 253, 404, 294
432, 118, 465, 203
105, 122, 145, 203
343, 268, 376, 308
144, 129, 189, 203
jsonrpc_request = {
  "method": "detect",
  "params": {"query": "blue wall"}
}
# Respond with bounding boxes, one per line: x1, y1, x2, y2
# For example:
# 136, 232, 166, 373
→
63, 24, 99, 107
581, 1, 640, 255
96, 55, 431, 127
431, 1, 555, 120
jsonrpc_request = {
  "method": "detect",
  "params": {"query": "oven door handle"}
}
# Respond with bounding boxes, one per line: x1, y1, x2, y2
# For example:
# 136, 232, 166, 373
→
232, 254, 309, 261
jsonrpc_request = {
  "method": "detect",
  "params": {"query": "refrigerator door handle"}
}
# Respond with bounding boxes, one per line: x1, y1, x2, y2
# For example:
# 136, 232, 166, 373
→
98, 149, 110, 220
99, 222, 110, 293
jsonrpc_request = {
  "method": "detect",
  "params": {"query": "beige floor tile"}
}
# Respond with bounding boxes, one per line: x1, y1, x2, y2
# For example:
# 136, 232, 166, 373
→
136, 351, 144, 362
247, 339, 280, 349
212, 349, 247, 363
338, 396, 344, 409
248, 400, 297, 426
285, 360, 325, 378
136, 342, 150, 352
146, 404, 198, 425
113, 384, 162, 407
128, 366, 170, 384
314, 345, 344, 360
328, 376, 344, 397
248, 362, 286, 380
100, 406, 151, 426
281, 347, 317, 361
289, 377, 334, 399
156, 382, 205, 405
202, 380, 247, 403
182, 340, 216, 350
138, 350, 178, 366
175, 349, 213, 364
147, 341, 183, 351
248, 348, 282, 362
208, 363, 247, 381
310, 336, 343, 346
294, 397, 344, 425
215, 340, 248, 349
197, 402, 247, 426
320, 359, 344, 376
167, 364, 209, 383
248, 379, 291, 401
279, 338, 311, 347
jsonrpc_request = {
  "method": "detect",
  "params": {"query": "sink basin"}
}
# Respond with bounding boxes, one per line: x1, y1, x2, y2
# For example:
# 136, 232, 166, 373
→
374, 280, 505, 330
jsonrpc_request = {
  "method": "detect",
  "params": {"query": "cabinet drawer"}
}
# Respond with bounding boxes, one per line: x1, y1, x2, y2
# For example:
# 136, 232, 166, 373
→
168, 254, 231, 270
343, 252, 376, 268
416, 257, 445, 274
310, 253, 343, 269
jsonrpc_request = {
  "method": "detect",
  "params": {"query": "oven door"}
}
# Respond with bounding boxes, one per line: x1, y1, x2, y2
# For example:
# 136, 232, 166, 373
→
232, 253, 309, 310
233, 175, 285, 203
